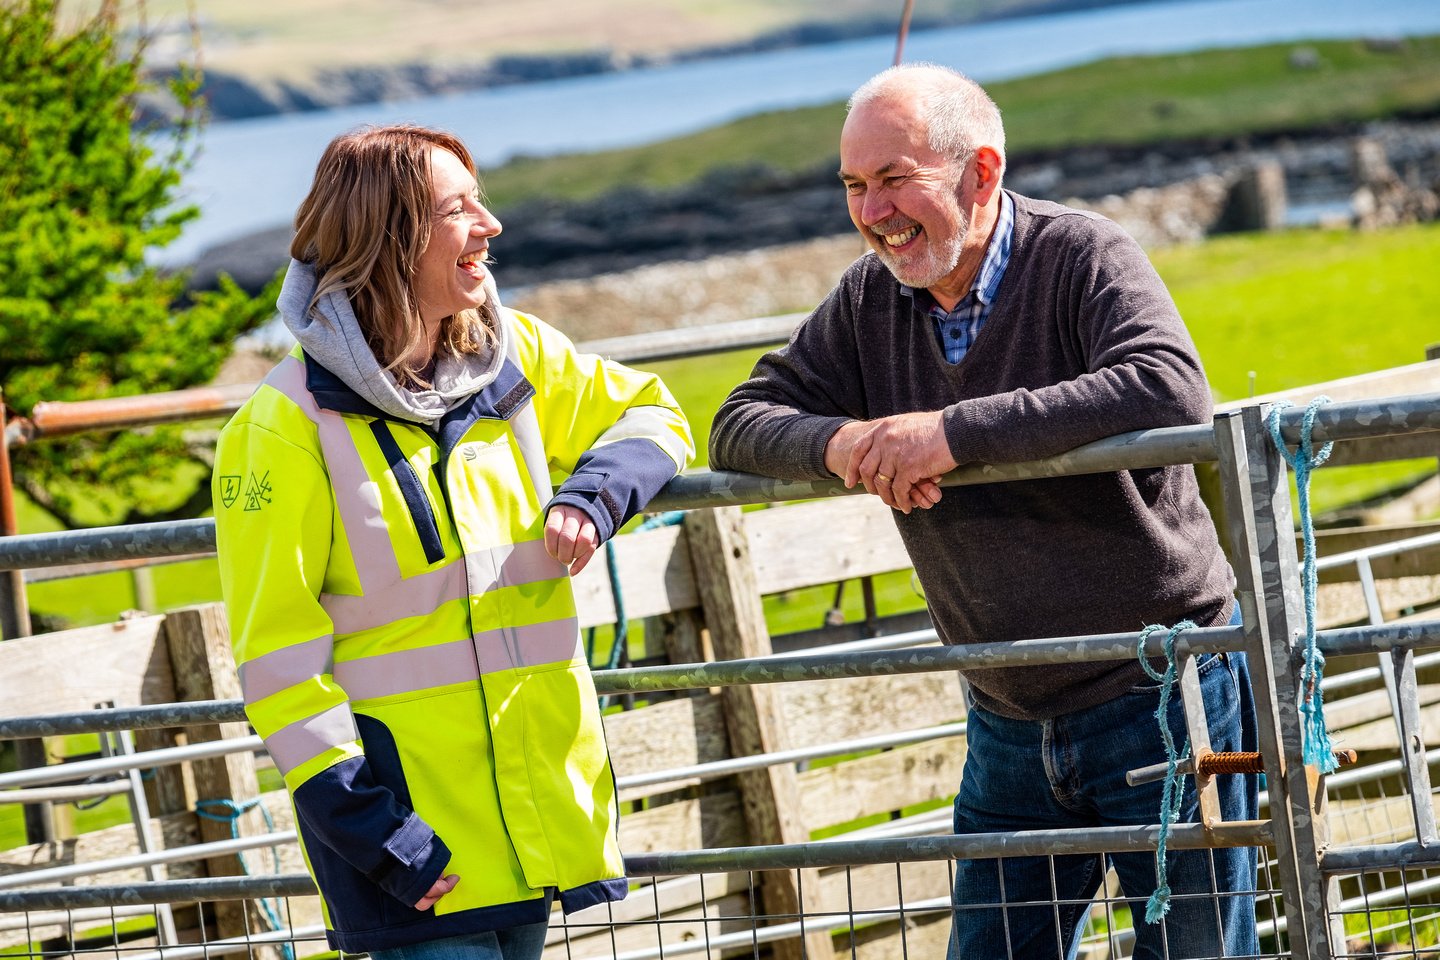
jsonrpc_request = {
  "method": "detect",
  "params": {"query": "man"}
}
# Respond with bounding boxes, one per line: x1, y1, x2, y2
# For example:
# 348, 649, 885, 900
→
710, 64, 1259, 959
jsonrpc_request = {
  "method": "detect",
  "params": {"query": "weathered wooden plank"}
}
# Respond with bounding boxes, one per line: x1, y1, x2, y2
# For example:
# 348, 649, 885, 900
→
1338, 701, 1440, 752
0, 616, 172, 715
570, 524, 699, 627
1317, 576, 1440, 629
604, 695, 730, 799
780, 673, 966, 751
1323, 685, 1440, 734
685, 505, 834, 960
798, 742, 964, 834
617, 790, 746, 854
746, 498, 911, 595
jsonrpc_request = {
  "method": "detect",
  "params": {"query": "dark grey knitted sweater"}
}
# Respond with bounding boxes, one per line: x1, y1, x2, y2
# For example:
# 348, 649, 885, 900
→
711, 193, 1234, 720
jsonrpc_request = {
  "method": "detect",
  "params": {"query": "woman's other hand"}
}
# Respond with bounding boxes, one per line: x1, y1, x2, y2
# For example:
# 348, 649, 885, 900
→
545, 504, 599, 576
415, 873, 460, 910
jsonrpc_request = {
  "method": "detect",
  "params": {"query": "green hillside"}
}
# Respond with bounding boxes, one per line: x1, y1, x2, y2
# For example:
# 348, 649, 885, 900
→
482, 34, 1440, 207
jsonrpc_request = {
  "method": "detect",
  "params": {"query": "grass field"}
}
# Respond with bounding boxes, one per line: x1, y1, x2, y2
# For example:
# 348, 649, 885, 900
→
481, 34, 1440, 207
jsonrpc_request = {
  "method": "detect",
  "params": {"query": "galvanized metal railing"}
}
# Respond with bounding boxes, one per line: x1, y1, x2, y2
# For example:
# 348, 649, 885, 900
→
2, 393, 1440, 960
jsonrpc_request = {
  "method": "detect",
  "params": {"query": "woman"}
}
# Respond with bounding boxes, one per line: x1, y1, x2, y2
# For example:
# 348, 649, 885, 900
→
213, 125, 693, 960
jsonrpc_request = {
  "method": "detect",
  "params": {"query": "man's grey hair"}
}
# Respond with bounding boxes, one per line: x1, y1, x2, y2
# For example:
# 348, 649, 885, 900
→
848, 63, 1006, 172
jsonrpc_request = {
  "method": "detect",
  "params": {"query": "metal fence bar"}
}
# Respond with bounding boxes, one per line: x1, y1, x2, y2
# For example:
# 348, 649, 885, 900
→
0, 820, 1270, 913
1322, 649, 1440, 695
1323, 841, 1440, 874
0, 903, 161, 934
0, 781, 133, 805
69, 922, 330, 960
0, 736, 262, 789
15, 616, 1440, 741
1313, 530, 1440, 571
6, 392, 1435, 572
0, 626, 1250, 739
0, 830, 298, 890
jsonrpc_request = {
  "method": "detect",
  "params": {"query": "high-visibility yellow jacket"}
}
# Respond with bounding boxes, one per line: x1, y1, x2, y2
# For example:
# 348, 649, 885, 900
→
214, 309, 693, 952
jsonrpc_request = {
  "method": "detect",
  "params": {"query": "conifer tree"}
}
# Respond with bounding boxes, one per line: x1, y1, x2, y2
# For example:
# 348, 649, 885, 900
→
0, 0, 279, 527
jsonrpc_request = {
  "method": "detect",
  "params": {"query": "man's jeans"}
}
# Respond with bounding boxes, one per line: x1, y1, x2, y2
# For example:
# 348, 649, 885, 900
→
368, 922, 549, 960
947, 646, 1260, 960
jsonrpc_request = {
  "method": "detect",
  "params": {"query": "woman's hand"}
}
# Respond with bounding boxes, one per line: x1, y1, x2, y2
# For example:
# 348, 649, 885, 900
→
545, 504, 600, 576
415, 873, 460, 911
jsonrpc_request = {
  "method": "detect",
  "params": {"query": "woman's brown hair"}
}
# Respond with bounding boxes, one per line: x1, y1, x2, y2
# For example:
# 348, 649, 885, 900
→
291, 125, 495, 383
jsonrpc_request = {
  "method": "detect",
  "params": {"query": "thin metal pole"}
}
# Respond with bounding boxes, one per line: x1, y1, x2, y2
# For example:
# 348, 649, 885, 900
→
0, 392, 30, 639
114, 729, 179, 945
0, 734, 262, 789
0, 394, 49, 845
0, 829, 297, 890
0, 780, 133, 804
893, 0, 916, 66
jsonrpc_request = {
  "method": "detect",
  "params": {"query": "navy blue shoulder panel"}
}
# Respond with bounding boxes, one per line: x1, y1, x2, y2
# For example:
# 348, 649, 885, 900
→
302, 352, 393, 419
436, 358, 536, 461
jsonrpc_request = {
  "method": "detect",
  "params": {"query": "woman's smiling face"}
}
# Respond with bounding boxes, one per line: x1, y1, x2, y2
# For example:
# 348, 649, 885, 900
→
413, 146, 502, 326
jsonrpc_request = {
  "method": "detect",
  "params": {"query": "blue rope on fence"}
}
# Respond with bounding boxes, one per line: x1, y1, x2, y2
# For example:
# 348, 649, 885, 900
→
1266, 396, 1338, 773
1136, 620, 1197, 923
195, 797, 295, 960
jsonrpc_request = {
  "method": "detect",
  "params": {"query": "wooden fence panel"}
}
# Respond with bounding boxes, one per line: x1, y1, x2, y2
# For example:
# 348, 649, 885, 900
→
0, 616, 171, 716
779, 673, 965, 751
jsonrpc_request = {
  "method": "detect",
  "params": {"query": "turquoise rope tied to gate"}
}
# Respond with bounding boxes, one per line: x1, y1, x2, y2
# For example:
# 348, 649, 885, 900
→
1137, 620, 1196, 923
195, 797, 295, 960
586, 512, 687, 703
1266, 396, 1338, 773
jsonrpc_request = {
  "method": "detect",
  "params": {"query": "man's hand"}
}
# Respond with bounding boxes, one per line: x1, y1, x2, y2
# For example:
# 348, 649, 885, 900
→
845, 411, 955, 514
415, 873, 460, 911
545, 504, 600, 576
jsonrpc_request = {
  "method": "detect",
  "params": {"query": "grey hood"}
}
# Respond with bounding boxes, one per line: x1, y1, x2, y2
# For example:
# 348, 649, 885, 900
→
276, 258, 509, 427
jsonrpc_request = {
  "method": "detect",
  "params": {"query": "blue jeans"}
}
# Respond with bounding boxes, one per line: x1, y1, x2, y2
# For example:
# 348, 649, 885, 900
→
947, 645, 1259, 960
367, 923, 549, 960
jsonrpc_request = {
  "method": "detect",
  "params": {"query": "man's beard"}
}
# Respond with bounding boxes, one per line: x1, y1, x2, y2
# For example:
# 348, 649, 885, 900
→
873, 210, 968, 290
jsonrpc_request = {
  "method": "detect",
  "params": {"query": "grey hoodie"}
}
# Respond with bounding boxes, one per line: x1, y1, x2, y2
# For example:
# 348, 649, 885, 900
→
277, 259, 507, 427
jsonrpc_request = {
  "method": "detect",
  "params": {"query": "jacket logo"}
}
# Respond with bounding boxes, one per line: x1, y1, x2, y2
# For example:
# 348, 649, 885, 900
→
244, 471, 273, 511
219, 476, 241, 508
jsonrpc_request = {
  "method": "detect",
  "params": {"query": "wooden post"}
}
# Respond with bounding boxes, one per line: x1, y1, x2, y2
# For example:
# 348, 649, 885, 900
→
1428, 345, 1440, 500
685, 506, 835, 960
161, 604, 276, 955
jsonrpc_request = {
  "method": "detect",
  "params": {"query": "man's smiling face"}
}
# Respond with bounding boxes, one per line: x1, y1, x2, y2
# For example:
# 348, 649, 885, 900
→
839, 95, 975, 301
